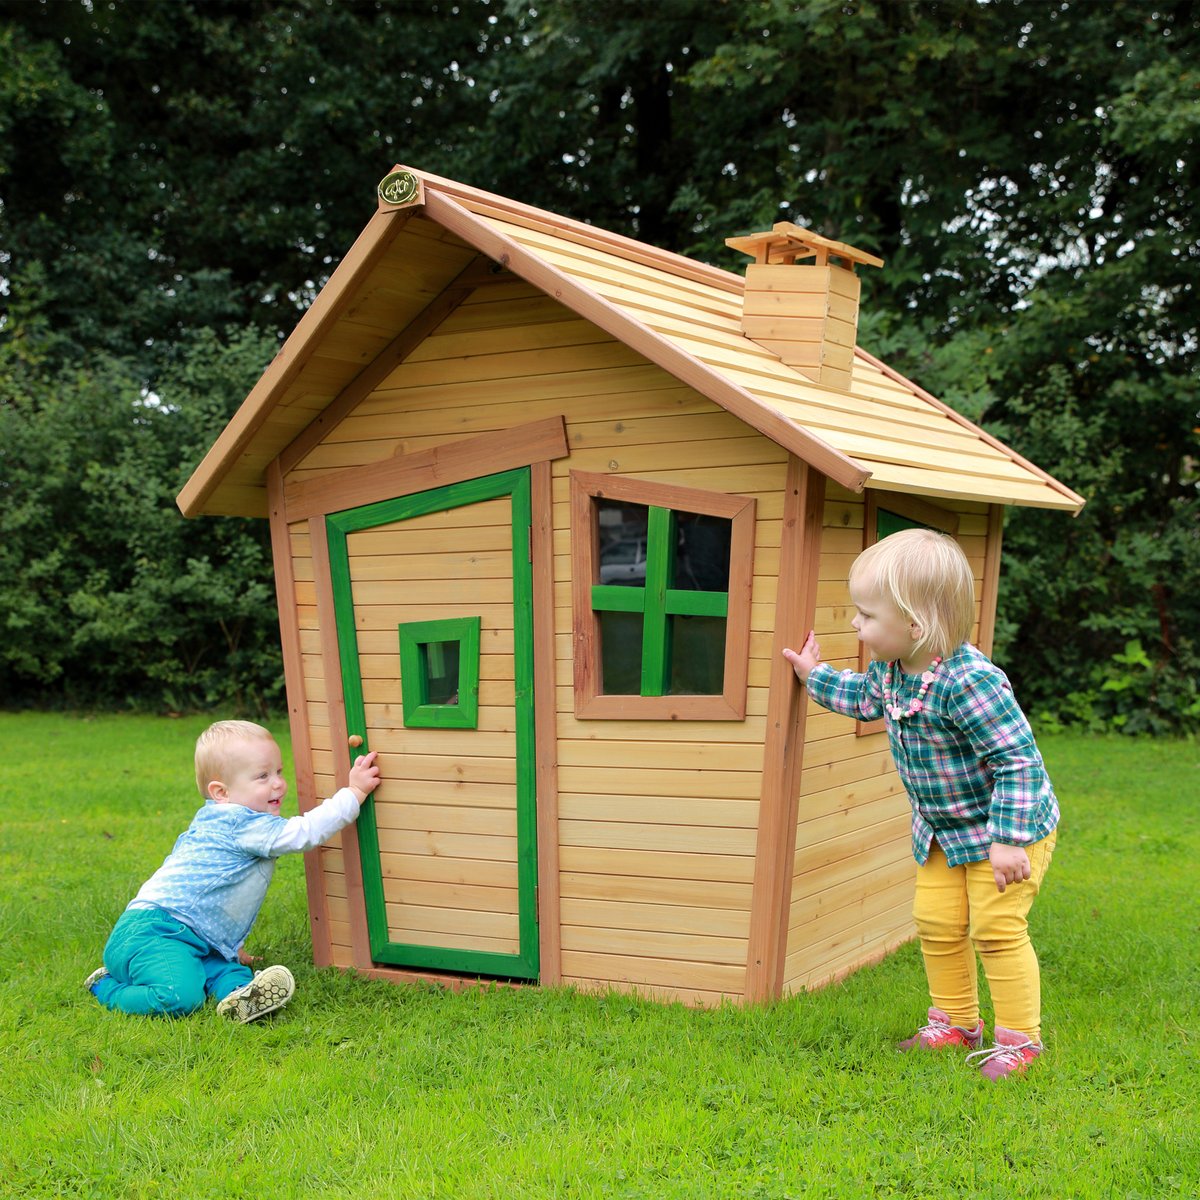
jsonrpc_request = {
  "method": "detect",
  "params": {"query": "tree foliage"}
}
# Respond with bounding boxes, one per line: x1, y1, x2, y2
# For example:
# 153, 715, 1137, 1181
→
1, 0, 1196, 729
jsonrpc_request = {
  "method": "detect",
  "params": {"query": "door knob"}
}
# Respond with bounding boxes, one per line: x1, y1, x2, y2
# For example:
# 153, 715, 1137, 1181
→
348, 734, 363, 748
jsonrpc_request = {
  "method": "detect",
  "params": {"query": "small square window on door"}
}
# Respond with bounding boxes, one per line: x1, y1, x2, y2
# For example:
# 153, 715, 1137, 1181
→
398, 617, 481, 728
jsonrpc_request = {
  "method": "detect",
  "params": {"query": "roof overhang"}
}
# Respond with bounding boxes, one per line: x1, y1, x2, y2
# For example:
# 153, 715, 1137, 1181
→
178, 165, 1084, 519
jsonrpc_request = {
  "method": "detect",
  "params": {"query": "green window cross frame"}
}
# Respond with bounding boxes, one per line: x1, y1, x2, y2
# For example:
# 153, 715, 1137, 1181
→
398, 617, 481, 728
591, 505, 730, 697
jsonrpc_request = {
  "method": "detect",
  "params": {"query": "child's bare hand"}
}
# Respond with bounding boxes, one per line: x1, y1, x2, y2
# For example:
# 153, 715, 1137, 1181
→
348, 750, 381, 803
237, 948, 262, 966
782, 631, 821, 682
989, 842, 1031, 893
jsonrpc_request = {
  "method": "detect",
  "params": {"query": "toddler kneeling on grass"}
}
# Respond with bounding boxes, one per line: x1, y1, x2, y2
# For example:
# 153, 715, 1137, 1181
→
85, 720, 380, 1024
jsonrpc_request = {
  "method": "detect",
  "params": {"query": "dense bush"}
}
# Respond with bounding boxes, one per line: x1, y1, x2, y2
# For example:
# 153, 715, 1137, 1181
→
0, 328, 284, 714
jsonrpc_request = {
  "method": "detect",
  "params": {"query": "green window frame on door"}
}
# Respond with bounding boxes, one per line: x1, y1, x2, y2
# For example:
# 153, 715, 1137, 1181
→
398, 616, 481, 728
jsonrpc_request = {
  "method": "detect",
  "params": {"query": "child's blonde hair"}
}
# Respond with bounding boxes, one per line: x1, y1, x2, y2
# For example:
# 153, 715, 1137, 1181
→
195, 720, 275, 797
850, 527, 975, 660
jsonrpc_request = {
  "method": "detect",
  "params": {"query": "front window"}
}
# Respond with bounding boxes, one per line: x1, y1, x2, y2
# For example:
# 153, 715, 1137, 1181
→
571, 472, 755, 721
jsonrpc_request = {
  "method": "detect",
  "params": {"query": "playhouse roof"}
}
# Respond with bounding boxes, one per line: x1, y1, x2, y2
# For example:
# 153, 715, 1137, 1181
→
178, 166, 1085, 519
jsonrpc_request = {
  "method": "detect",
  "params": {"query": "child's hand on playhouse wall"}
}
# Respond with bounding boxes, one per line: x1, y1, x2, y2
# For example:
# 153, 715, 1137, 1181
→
782, 631, 822, 683
349, 751, 382, 805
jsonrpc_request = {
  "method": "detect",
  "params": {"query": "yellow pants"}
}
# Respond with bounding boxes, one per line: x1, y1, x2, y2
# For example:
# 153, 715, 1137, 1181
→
912, 832, 1056, 1041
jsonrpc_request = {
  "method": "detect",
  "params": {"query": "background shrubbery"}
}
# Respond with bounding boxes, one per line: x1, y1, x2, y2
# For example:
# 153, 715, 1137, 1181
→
1, 0, 1196, 729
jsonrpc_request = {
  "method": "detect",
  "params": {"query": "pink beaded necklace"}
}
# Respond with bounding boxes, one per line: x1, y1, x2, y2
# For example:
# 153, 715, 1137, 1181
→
883, 657, 942, 721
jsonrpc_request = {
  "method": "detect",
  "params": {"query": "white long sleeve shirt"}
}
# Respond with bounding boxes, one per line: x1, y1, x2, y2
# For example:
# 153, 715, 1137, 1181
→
127, 789, 360, 960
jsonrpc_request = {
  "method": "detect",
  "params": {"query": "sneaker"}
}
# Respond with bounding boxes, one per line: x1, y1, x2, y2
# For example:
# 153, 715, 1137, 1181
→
898, 1006, 985, 1052
83, 966, 109, 993
215, 965, 295, 1024
967, 1025, 1043, 1080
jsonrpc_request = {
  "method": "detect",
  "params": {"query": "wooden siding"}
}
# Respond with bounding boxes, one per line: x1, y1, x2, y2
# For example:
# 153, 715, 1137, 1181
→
781, 483, 996, 995
279, 282, 783, 1004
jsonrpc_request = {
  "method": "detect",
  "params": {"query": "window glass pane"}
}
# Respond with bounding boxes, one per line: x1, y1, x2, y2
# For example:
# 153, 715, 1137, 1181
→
420, 641, 461, 705
598, 610, 643, 693
877, 509, 925, 539
673, 513, 731, 591
598, 500, 650, 587
667, 614, 726, 695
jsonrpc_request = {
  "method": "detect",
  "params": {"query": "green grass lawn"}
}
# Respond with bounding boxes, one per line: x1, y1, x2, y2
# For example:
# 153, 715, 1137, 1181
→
1, 713, 1196, 1198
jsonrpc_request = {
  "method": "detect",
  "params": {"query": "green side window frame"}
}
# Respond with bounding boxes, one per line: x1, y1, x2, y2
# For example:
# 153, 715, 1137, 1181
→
590, 505, 729, 697
876, 508, 928, 539
397, 617, 481, 728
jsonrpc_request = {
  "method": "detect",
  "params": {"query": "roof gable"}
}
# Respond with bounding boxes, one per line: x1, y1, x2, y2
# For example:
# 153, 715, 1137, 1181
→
178, 166, 1083, 518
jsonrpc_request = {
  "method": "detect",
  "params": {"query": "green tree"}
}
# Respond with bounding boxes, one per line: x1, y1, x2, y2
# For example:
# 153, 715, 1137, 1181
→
668, 0, 1200, 731
1, 0, 1196, 729
1, 0, 507, 711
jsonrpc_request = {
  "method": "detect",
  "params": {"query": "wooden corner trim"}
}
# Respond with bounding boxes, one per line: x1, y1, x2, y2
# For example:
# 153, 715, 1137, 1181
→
745, 457, 825, 1001
978, 504, 1004, 658
282, 414, 570, 522
267, 462, 333, 968
310, 514, 374, 970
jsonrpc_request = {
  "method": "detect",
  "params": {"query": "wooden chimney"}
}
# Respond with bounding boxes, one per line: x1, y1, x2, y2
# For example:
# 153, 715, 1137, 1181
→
726, 223, 883, 391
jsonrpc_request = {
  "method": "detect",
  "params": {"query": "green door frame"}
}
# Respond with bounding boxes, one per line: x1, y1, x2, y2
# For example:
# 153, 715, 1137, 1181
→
326, 467, 539, 980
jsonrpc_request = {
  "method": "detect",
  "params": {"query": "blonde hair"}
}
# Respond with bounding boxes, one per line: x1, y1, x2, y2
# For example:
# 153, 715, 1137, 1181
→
850, 528, 975, 660
194, 720, 275, 796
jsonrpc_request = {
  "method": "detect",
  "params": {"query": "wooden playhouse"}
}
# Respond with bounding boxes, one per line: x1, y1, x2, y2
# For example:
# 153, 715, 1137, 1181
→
179, 166, 1083, 1007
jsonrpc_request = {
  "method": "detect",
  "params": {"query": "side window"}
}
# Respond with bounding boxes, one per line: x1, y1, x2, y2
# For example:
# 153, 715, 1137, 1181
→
856, 493, 959, 736
571, 472, 755, 721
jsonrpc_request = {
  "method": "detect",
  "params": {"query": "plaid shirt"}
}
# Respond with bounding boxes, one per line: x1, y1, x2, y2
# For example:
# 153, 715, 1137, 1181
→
805, 643, 1059, 867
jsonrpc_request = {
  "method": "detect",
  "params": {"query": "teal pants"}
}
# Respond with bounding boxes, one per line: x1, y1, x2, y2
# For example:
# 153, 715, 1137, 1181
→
90, 907, 252, 1017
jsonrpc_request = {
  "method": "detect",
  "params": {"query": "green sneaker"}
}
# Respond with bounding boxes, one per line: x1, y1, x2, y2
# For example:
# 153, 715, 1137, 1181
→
216, 965, 295, 1024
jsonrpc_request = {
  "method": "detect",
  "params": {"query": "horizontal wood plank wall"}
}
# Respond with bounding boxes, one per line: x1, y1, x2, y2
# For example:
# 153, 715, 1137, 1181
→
285, 280, 783, 1006
549, 358, 784, 1007
781, 483, 997, 994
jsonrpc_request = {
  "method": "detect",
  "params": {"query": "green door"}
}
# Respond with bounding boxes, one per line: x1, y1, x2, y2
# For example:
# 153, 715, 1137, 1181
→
326, 468, 539, 979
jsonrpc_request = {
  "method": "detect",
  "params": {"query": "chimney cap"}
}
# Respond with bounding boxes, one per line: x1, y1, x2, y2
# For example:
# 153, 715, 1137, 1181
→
726, 221, 883, 270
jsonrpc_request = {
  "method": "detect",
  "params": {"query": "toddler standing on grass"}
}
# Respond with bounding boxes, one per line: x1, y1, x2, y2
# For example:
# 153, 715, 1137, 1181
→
85, 720, 380, 1024
783, 528, 1058, 1080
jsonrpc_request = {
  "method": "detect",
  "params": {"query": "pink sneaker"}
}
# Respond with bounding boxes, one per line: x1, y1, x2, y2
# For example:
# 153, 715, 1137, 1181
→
967, 1025, 1043, 1079
898, 1007, 984, 1052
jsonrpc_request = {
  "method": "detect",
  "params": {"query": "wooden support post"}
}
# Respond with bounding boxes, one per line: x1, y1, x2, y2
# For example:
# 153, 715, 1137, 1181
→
744, 458, 826, 1001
